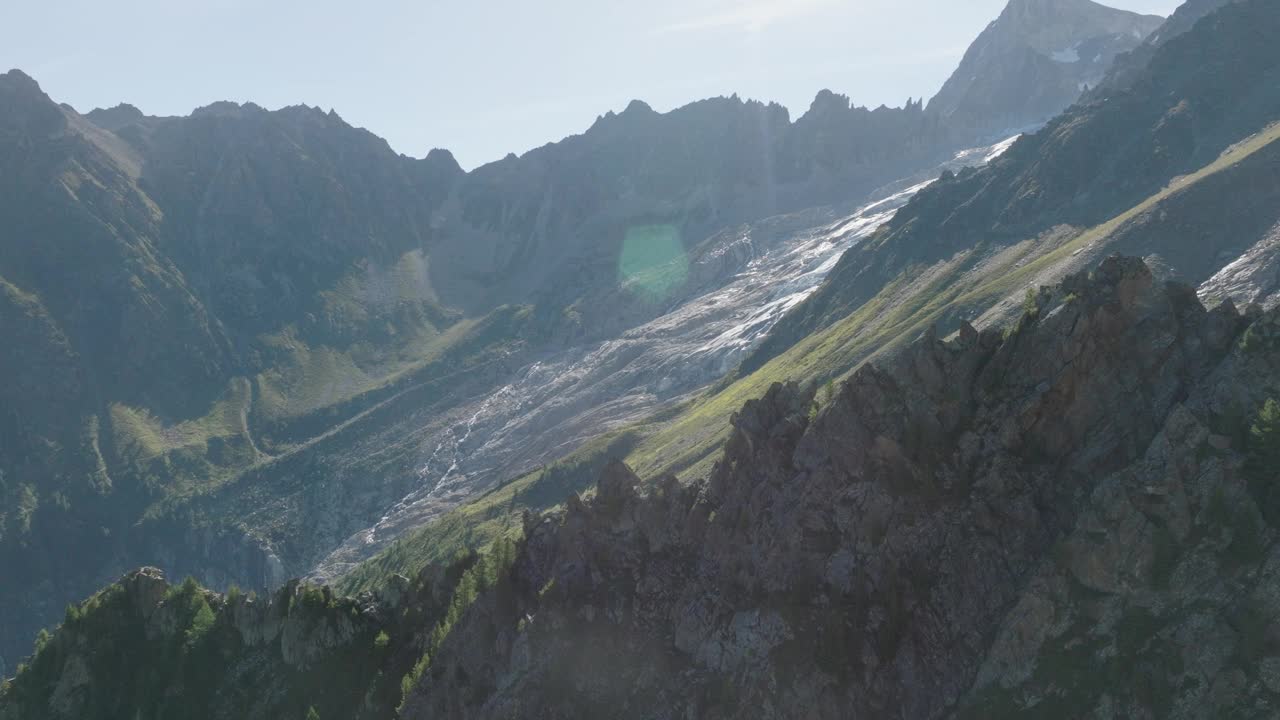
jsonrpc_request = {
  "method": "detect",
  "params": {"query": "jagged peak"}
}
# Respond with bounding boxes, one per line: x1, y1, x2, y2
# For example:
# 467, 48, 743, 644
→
622, 99, 654, 115
0, 68, 67, 134
92, 102, 144, 117
998, 0, 1156, 22
423, 147, 463, 175
84, 103, 147, 131
0, 68, 43, 93
189, 100, 266, 118
924, 0, 1161, 129
589, 99, 657, 131
583, 93, 790, 139
808, 89, 851, 114
991, 0, 1163, 48
0, 69, 58, 109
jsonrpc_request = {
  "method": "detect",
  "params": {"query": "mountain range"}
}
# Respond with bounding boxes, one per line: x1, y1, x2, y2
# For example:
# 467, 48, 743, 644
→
4, 0, 1280, 717
0, 0, 1166, 671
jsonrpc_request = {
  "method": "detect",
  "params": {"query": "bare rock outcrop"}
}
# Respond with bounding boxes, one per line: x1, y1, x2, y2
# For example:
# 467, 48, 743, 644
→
403, 257, 1277, 719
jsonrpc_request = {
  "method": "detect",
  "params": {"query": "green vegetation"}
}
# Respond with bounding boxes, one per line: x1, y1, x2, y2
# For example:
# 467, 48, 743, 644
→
1247, 398, 1280, 525
1249, 399, 1280, 468
1241, 320, 1280, 355
184, 595, 216, 652
808, 378, 840, 421
1, 573, 411, 720
1021, 287, 1039, 317
109, 378, 254, 465
253, 303, 475, 430
398, 538, 519, 712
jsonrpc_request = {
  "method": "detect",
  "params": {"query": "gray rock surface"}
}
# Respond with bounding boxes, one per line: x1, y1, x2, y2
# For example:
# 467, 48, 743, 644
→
401, 257, 1280, 719
928, 0, 1162, 134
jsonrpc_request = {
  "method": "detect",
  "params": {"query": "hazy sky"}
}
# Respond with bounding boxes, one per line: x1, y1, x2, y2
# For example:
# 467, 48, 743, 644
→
3, 0, 1180, 169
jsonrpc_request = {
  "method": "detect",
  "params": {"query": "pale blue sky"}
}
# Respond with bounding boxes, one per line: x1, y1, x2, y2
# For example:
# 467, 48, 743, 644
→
2, 0, 1180, 169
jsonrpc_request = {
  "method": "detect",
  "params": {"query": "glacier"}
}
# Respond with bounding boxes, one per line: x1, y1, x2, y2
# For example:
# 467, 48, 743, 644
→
312, 134, 1022, 580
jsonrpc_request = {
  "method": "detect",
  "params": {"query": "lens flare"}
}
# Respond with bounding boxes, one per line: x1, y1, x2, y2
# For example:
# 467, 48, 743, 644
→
618, 224, 688, 302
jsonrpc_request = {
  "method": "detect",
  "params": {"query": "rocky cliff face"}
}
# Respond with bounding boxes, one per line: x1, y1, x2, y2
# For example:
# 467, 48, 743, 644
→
397, 257, 1280, 719
927, 0, 1162, 135
1091, 0, 1242, 95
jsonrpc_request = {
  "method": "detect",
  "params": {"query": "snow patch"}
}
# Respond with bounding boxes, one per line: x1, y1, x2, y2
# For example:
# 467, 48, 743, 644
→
982, 134, 1021, 163
1051, 45, 1080, 63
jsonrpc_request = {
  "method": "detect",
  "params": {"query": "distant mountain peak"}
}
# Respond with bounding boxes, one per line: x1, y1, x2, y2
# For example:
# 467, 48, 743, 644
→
190, 100, 266, 118
0, 68, 56, 108
0, 68, 40, 91
992, 0, 1162, 53
926, 0, 1162, 135
0, 68, 66, 135
1003, 0, 1115, 12
809, 89, 851, 113
423, 147, 463, 174
85, 103, 147, 131
622, 99, 654, 115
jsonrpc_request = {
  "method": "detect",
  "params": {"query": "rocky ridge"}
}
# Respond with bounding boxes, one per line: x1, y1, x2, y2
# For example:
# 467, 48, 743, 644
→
927, 0, 1162, 134
399, 257, 1280, 719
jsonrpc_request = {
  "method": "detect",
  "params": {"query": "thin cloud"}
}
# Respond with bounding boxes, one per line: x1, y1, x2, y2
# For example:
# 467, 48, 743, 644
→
659, 0, 839, 34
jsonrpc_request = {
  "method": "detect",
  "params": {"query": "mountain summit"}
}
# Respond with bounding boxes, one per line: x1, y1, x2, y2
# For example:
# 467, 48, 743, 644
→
927, 0, 1163, 134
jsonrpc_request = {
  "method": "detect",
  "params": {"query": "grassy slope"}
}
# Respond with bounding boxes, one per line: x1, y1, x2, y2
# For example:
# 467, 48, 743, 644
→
336, 121, 1280, 593
625, 121, 1280, 481
95, 239, 545, 520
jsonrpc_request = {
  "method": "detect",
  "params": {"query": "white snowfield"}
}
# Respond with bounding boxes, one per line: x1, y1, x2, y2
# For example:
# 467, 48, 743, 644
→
1199, 221, 1280, 311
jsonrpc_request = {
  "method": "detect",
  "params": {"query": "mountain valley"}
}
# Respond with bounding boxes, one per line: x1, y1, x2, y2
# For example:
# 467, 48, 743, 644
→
3, 0, 1280, 717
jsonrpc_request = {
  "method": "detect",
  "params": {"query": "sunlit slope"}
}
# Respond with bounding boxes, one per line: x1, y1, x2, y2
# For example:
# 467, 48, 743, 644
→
626, 121, 1280, 482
